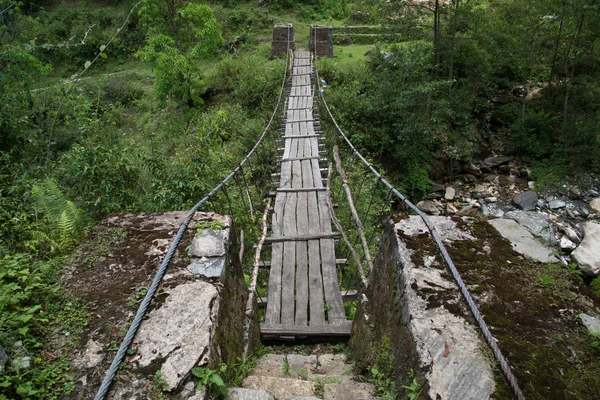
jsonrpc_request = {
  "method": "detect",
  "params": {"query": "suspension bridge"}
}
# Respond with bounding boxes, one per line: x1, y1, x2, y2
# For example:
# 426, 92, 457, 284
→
94, 39, 526, 400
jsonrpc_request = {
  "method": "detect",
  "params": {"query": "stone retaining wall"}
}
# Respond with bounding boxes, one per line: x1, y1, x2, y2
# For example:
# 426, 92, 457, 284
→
350, 216, 496, 399
105, 213, 256, 399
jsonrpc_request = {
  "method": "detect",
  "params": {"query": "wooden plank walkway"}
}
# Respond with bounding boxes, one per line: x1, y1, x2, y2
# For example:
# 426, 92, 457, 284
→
261, 51, 351, 340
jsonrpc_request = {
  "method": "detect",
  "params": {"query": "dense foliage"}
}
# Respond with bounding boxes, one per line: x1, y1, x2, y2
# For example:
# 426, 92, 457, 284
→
321, 0, 600, 195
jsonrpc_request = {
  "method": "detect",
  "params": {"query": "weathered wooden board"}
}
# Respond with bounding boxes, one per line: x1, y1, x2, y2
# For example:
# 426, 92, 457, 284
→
261, 321, 353, 338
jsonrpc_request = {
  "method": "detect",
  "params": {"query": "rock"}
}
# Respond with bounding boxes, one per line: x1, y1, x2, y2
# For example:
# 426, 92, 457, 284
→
446, 204, 457, 215
242, 376, 315, 398
444, 186, 456, 201
571, 187, 583, 198
188, 387, 207, 400
484, 156, 511, 167
572, 222, 600, 276
580, 207, 590, 217
416, 200, 440, 216
589, 189, 600, 197
461, 163, 482, 176
487, 219, 558, 263
430, 185, 445, 193
227, 388, 274, 400
132, 281, 219, 390
579, 313, 600, 336
590, 198, 600, 213
471, 184, 489, 198
10, 341, 31, 371
187, 256, 226, 280
484, 174, 498, 184
560, 236, 577, 252
549, 199, 567, 209
316, 354, 353, 377
251, 354, 286, 377
191, 229, 227, 258
323, 382, 375, 400
72, 339, 105, 370
485, 196, 497, 203
513, 191, 539, 211
426, 192, 443, 200
180, 381, 196, 398
504, 210, 555, 243
286, 354, 316, 378
0, 345, 7, 373
563, 226, 581, 243
479, 201, 490, 216
461, 174, 477, 184
353, 216, 496, 400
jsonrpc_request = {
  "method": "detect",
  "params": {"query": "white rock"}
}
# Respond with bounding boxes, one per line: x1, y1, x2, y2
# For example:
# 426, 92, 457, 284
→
579, 313, 600, 336
446, 204, 458, 215
562, 226, 581, 244
590, 198, 600, 213
132, 281, 219, 390
572, 222, 600, 276
191, 230, 228, 258
445, 186, 456, 201
73, 339, 105, 370
560, 236, 576, 252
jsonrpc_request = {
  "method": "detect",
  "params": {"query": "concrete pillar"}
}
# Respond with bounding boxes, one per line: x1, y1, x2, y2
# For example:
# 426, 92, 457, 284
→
271, 23, 294, 58
309, 25, 334, 57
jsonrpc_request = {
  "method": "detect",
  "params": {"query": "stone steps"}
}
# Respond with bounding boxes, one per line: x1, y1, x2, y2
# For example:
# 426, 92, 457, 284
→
228, 353, 376, 400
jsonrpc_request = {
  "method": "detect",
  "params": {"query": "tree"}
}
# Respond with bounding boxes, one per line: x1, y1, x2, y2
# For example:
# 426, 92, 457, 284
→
137, 1, 223, 106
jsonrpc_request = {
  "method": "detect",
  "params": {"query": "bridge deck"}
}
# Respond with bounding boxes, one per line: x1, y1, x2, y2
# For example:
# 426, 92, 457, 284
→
261, 51, 351, 339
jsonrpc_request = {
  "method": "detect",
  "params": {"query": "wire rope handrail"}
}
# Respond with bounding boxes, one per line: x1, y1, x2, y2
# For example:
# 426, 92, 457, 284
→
94, 28, 292, 400
311, 33, 526, 400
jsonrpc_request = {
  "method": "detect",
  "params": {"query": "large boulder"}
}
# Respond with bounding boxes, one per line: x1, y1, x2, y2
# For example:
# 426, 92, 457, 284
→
351, 216, 496, 400
572, 222, 600, 276
512, 191, 539, 211
487, 219, 558, 263
504, 210, 555, 243
484, 156, 511, 167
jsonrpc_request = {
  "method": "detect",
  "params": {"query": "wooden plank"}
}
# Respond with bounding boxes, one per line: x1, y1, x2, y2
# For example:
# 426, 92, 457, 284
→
258, 289, 357, 307
280, 118, 299, 326
260, 321, 353, 338
264, 233, 341, 243
295, 133, 309, 326
308, 91, 345, 323
318, 190, 346, 324
276, 187, 326, 193
302, 117, 326, 327
258, 258, 347, 268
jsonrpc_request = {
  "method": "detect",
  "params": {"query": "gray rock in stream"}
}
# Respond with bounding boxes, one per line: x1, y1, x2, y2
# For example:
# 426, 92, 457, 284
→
513, 191, 538, 211
504, 210, 555, 243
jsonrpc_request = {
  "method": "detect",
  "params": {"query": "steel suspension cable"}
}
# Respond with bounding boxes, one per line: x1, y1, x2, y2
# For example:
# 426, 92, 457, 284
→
313, 59, 526, 400
94, 33, 292, 400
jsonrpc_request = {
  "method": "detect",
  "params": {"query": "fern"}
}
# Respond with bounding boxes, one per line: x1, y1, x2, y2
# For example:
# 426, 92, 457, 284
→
31, 179, 87, 251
